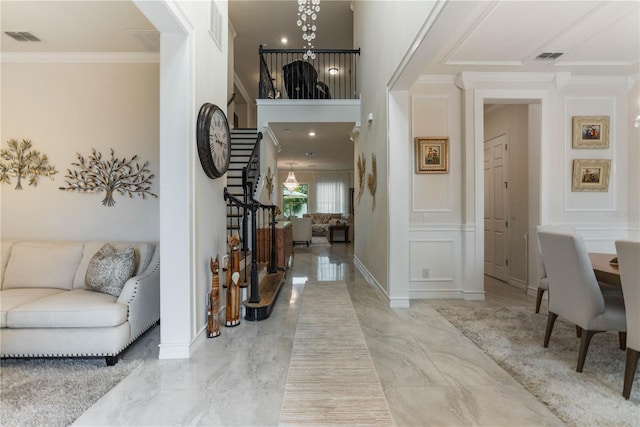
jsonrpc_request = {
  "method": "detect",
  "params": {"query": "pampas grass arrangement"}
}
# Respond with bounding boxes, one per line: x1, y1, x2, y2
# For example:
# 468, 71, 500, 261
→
367, 153, 377, 210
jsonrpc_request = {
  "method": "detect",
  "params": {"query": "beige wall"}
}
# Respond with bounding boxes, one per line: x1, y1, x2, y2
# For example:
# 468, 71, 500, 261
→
353, 1, 436, 296
1, 62, 159, 242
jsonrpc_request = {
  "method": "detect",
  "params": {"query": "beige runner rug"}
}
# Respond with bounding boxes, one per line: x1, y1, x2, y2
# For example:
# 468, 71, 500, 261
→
279, 281, 393, 426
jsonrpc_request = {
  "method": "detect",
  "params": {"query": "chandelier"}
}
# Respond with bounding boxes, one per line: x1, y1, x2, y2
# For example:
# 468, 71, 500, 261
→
297, 0, 320, 60
283, 162, 299, 192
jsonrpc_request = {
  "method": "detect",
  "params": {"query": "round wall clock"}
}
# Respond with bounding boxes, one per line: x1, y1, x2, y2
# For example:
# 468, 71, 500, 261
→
196, 103, 231, 179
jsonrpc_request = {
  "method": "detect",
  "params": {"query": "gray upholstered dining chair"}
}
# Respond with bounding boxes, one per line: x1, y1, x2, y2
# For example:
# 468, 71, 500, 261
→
615, 240, 639, 400
535, 225, 576, 313
538, 231, 627, 372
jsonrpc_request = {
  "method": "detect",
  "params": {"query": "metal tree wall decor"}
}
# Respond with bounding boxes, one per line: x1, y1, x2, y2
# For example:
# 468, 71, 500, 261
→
59, 148, 157, 207
0, 139, 58, 190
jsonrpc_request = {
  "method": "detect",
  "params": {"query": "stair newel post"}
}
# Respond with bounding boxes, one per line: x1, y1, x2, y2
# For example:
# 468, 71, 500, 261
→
241, 168, 249, 252
269, 206, 277, 273
249, 199, 260, 304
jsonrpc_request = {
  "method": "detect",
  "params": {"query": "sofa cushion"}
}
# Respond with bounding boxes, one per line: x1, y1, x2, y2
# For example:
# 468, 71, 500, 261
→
3, 243, 84, 290
85, 244, 136, 297
0, 288, 66, 327
73, 242, 155, 289
6, 289, 128, 328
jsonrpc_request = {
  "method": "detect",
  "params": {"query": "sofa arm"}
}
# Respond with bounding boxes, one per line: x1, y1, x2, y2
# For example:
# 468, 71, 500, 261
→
117, 246, 160, 341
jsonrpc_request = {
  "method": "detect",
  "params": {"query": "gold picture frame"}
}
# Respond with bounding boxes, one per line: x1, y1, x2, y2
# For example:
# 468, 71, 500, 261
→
415, 137, 448, 173
572, 159, 611, 192
572, 116, 609, 149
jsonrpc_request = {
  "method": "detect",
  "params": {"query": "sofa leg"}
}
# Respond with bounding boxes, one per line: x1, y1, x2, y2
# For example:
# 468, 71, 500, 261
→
105, 354, 120, 366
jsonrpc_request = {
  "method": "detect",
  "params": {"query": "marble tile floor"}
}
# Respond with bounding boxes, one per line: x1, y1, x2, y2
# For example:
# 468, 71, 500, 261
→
74, 243, 563, 426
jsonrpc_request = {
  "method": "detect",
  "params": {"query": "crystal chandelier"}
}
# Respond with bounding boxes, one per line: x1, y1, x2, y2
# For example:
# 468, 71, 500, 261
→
297, 0, 320, 60
283, 163, 299, 192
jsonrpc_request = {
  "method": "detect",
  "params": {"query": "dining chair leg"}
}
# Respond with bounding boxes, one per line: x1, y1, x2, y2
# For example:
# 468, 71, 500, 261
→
576, 326, 582, 338
535, 288, 545, 314
544, 312, 558, 348
577, 330, 598, 372
619, 332, 627, 350
623, 348, 639, 399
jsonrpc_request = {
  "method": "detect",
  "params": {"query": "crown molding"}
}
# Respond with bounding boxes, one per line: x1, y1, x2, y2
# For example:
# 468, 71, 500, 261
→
1, 52, 159, 64
414, 75, 457, 85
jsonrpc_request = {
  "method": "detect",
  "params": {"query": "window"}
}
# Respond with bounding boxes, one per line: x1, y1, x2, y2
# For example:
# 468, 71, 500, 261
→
283, 183, 308, 218
314, 172, 349, 213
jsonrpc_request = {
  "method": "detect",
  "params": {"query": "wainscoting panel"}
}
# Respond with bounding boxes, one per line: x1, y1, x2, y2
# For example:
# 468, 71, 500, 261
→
409, 228, 463, 298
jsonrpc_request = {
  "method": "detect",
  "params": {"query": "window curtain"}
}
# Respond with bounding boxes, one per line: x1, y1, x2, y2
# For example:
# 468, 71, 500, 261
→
313, 172, 349, 213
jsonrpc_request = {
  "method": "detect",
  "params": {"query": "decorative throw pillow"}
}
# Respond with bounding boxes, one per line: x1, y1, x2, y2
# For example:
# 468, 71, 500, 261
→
85, 244, 136, 297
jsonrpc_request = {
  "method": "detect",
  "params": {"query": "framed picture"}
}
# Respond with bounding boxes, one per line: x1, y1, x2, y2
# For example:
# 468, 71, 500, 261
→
572, 159, 611, 192
415, 137, 449, 173
572, 116, 609, 149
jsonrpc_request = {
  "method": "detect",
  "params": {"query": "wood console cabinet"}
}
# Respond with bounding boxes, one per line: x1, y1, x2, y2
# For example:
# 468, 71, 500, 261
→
257, 221, 292, 269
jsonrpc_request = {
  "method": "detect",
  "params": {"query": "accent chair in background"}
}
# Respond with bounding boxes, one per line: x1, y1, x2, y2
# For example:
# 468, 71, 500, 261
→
291, 217, 312, 247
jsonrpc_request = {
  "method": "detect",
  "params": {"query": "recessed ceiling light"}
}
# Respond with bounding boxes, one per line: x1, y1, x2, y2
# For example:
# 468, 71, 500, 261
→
308, 131, 316, 137
305, 152, 316, 157
328, 67, 339, 75
281, 37, 288, 44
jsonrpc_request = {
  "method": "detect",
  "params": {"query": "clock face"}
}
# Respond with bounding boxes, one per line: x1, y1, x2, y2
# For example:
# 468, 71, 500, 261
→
197, 103, 231, 179
209, 109, 229, 174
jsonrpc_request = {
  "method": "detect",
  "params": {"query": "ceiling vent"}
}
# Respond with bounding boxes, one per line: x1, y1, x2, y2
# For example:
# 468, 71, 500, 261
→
126, 30, 160, 52
4, 31, 41, 42
535, 52, 563, 61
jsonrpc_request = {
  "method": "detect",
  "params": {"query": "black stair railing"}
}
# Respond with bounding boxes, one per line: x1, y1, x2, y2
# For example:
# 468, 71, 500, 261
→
259, 46, 360, 100
241, 132, 262, 247
224, 188, 277, 304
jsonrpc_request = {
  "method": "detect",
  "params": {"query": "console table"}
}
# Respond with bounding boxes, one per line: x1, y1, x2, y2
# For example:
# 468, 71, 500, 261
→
328, 224, 350, 244
257, 221, 292, 269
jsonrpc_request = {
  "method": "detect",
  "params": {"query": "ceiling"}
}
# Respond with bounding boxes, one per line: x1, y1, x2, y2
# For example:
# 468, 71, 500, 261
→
2, 1, 638, 172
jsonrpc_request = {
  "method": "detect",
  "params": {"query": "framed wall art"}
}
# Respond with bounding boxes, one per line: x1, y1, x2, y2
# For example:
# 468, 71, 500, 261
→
415, 137, 448, 173
572, 116, 609, 149
572, 159, 611, 192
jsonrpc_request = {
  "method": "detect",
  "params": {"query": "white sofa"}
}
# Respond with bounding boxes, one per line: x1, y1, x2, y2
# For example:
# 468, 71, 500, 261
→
0, 241, 160, 365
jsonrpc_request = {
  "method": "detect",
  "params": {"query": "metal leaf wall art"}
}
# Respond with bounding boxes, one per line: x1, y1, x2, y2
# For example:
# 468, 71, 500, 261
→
356, 152, 366, 204
367, 153, 377, 211
59, 148, 157, 207
0, 139, 58, 190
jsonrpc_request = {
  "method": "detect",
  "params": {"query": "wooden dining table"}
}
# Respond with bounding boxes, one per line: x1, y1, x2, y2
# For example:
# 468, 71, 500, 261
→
589, 253, 621, 287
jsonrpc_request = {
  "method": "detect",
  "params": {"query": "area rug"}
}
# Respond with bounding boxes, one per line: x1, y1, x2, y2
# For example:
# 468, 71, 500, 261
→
310, 236, 331, 247
0, 357, 142, 427
436, 306, 640, 427
279, 281, 393, 426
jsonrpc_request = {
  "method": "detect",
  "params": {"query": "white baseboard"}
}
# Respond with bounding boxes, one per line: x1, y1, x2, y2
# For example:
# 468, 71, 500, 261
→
353, 255, 391, 303
508, 277, 527, 290
158, 343, 191, 359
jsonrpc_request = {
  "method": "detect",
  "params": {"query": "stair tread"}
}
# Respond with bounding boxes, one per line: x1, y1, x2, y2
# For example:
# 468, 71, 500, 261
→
243, 270, 286, 308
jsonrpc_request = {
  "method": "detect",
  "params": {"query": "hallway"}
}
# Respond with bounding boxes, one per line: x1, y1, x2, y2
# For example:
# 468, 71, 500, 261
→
75, 241, 563, 426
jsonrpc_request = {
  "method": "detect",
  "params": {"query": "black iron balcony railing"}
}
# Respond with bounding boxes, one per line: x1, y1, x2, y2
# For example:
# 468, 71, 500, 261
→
259, 46, 360, 100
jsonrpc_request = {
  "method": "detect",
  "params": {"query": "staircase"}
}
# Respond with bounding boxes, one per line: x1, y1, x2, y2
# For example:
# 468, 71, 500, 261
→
224, 129, 285, 321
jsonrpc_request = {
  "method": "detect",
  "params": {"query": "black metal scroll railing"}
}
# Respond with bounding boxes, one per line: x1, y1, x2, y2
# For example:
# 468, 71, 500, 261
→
240, 132, 262, 248
223, 188, 277, 304
259, 46, 360, 100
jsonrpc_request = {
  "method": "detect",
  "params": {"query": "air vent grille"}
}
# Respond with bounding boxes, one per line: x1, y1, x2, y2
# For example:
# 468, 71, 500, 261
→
5, 31, 41, 42
535, 52, 563, 60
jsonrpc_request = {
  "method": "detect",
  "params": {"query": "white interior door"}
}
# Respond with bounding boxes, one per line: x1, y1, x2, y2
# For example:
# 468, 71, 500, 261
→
484, 133, 509, 282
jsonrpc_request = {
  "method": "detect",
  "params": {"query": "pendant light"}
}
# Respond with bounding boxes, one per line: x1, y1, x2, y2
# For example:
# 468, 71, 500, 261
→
284, 162, 299, 192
